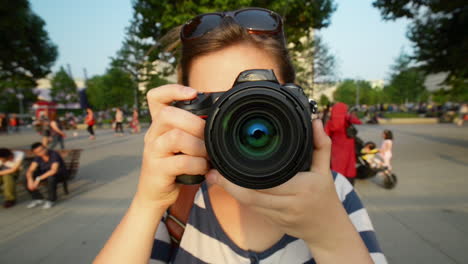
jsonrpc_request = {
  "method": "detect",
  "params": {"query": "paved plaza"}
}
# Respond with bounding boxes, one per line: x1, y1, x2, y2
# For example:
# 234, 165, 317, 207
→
0, 124, 467, 264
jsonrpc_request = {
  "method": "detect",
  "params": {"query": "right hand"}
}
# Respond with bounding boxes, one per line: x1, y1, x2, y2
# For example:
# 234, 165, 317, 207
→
27, 178, 35, 191
136, 84, 210, 209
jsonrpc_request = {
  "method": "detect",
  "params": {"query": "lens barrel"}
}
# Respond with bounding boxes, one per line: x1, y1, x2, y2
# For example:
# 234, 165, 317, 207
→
205, 81, 312, 189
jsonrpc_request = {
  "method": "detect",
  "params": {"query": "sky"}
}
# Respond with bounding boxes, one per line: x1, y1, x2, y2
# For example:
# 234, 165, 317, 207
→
30, 0, 412, 82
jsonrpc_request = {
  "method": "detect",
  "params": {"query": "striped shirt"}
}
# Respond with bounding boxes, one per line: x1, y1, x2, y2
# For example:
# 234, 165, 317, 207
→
151, 172, 387, 263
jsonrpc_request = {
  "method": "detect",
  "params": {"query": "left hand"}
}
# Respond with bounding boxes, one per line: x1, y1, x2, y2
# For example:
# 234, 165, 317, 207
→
206, 119, 346, 246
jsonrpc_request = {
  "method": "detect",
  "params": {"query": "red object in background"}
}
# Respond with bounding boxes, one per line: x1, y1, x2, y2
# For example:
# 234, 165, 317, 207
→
325, 102, 362, 179
9, 118, 17, 126
32, 100, 57, 119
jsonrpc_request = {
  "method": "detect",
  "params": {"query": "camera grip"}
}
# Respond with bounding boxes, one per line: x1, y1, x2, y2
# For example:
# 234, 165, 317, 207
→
175, 174, 205, 185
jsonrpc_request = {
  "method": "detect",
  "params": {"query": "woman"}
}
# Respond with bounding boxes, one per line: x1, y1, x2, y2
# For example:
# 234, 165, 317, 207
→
130, 109, 140, 134
95, 8, 385, 263
85, 108, 96, 140
325, 102, 362, 185
49, 112, 66, 150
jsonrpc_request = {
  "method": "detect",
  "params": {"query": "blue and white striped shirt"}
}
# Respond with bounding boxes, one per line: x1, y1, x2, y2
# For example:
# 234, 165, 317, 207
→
151, 172, 387, 263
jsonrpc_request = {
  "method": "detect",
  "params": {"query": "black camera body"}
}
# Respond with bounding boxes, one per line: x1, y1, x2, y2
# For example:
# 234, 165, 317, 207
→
174, 69, 316, 189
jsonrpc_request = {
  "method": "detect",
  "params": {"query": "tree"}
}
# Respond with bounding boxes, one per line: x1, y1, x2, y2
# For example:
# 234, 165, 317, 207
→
86, 67, 136, 110
384, 51, 428, 104
50, 67, 78, 105
333, 80, 380, 106
319, 94, 330, 106
0, 0, 58, 90
111, 22, 164, 113
0, 81, 37, 113
293, 33, 337, 97
333, 80, 357, 106
372, 0, 468, 83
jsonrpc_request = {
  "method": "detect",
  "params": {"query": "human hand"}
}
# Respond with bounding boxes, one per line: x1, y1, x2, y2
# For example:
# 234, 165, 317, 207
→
27, 178, 38, 191
136, 84, 210, 209
33, 178, 41, 189
206, 119, 348, 247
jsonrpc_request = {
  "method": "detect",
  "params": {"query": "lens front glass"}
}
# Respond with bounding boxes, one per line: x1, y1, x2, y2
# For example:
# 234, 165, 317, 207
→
239, 117, 279, 158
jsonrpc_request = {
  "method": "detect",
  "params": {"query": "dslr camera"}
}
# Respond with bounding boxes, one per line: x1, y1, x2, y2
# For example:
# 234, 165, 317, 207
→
174, 69, 316, 189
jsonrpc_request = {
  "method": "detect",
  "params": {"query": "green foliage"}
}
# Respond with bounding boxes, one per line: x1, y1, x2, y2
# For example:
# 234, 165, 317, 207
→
86, 67, 136, 110
0, 0, 58, 88
0, 85, 36, 113
50, 67, 78, 104
384, 51, 428, 104
431, 78, 468, 104
333, 80, 383, 106
145, 74, 170, 94
372, 0, 467, 82
319, 94, 330, 106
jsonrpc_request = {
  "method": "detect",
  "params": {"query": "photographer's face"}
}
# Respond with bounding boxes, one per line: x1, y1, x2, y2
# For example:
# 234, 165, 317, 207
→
188, 42, 284, 93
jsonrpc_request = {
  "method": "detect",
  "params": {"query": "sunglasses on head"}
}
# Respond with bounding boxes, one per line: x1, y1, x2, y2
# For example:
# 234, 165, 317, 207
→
180, 7, 283, 41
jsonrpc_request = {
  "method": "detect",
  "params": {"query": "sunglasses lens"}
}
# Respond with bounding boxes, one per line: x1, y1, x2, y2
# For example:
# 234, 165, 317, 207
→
235, 10, 279, 31
183, 14, 223, 39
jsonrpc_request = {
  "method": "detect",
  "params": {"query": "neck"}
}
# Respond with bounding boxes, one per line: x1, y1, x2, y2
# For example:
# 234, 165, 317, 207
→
208, 184, 285, 252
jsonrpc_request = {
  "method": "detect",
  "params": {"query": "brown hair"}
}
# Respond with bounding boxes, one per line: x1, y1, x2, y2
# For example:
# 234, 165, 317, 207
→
162, 18, 295, 86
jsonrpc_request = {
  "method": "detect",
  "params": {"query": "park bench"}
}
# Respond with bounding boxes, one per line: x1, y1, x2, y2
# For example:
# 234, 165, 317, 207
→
15, 149, 82, 195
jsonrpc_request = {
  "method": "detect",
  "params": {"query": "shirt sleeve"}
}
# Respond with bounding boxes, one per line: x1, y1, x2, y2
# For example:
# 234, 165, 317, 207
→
349, 114, 363, 125
149, 220, 172, 264
14, 151, 25, 166
332, 171, 388, 264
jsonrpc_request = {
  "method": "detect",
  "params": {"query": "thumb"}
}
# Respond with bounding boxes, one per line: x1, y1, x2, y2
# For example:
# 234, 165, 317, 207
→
310, 119, 332, 175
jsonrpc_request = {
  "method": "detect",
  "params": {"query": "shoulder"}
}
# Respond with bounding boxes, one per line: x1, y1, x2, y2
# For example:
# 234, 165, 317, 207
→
49, 150, 62, 160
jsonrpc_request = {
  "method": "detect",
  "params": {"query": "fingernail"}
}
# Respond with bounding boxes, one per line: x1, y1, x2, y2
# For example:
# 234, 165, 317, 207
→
184, 86, 196, 95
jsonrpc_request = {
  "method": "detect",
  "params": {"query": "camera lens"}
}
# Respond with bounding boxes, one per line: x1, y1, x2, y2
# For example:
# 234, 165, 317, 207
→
238, 117, 279, 158
205, 85, 312, 189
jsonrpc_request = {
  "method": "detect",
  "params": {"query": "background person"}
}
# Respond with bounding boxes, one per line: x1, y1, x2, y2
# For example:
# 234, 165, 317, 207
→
130, 109, 140, 134
49, 112, 66, 150
25, 142, 67, 209
114, 107, 124, 136
0, 148, 24, 208
85, 108, 96, 140
95, 8, 384, 264
325, 102, 362, 185
380, 130, 394, 170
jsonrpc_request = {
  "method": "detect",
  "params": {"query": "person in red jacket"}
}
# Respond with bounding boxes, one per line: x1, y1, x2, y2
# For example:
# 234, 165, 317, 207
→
325, 102, 362, 185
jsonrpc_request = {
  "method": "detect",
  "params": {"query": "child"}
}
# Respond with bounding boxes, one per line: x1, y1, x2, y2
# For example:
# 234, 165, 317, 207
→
380, 130, 393, 170
361, 141, 380, 168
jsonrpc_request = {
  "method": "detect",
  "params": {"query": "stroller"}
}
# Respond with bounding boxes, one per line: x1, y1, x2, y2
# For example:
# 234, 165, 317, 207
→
355, 137, 398, 189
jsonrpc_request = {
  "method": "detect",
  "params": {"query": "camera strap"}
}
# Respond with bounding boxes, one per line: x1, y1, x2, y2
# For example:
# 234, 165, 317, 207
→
165, 184, 201, 252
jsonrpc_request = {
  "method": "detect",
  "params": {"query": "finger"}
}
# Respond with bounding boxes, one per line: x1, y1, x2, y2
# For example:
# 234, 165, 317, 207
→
150, 128, 207, 158
310, 119, 332, 174
146, 84, 197, 119
206, 169, 292, 209
153, 106, 205, 139
155, 155, 210, 178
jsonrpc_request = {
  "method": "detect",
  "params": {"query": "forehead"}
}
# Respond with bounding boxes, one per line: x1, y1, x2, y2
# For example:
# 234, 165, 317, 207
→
188, 42, 284, 93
